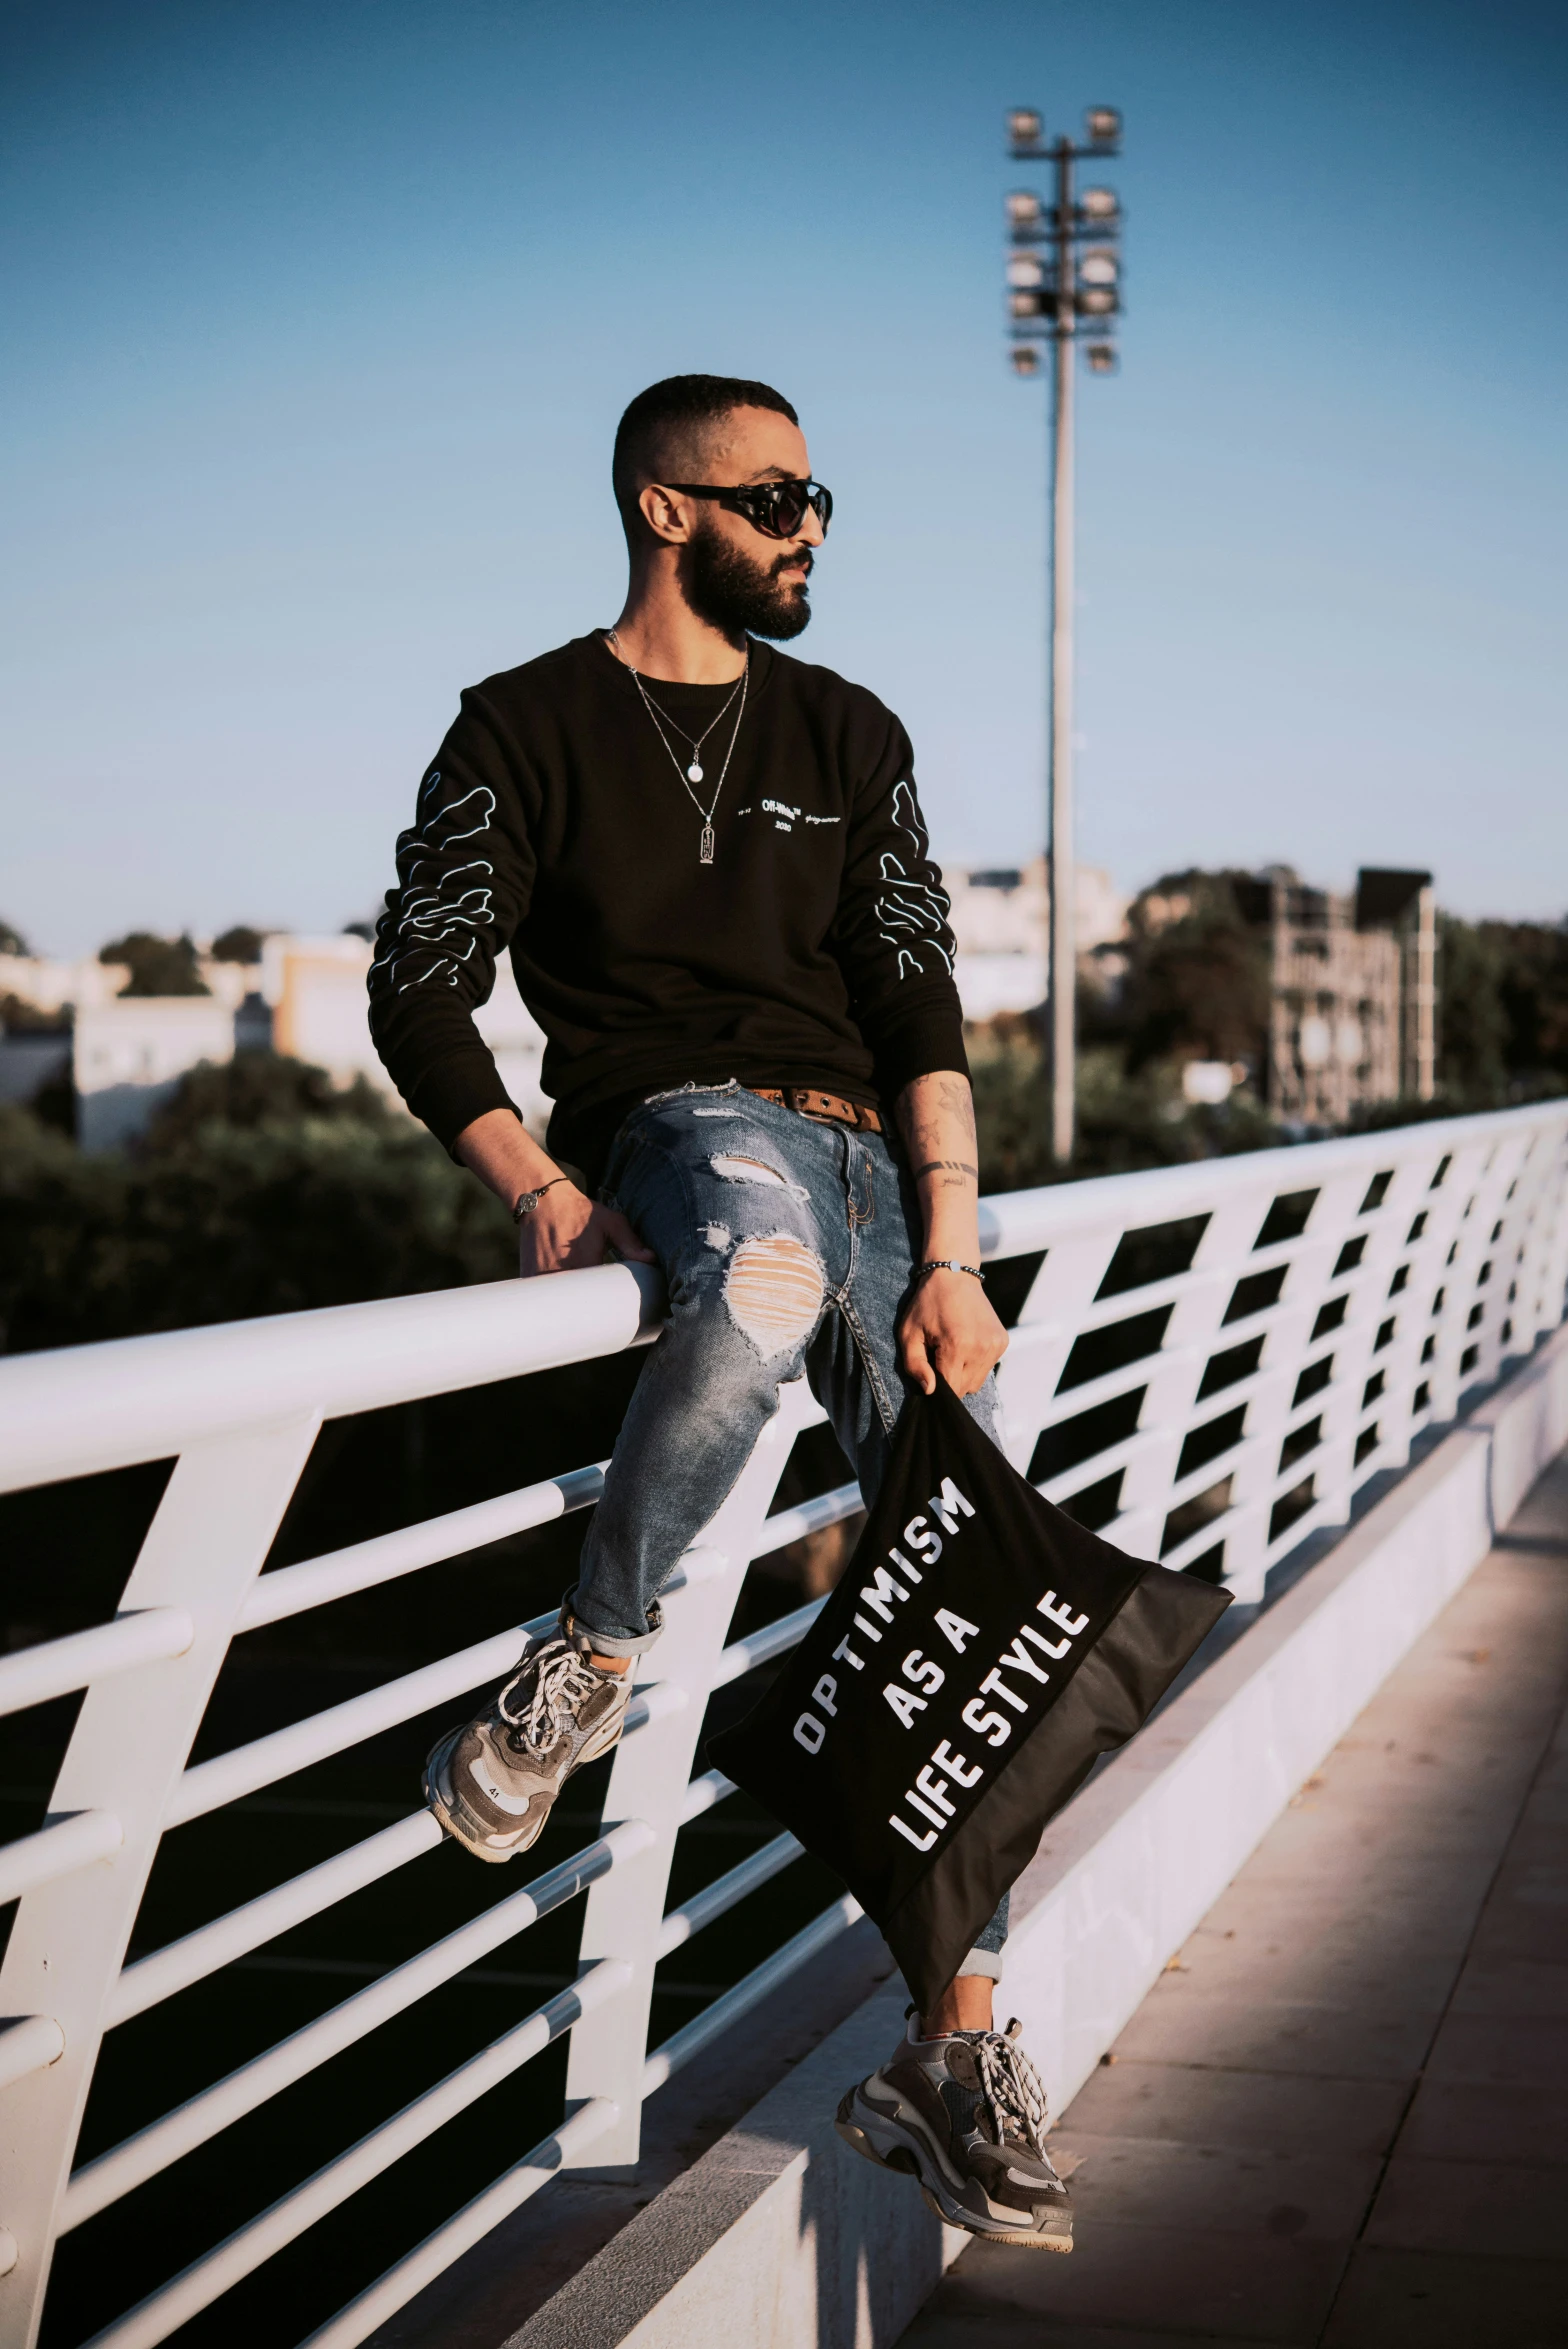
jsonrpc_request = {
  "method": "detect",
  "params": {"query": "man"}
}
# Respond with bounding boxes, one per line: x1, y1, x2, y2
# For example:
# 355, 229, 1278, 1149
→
369, 374, 1072, 2249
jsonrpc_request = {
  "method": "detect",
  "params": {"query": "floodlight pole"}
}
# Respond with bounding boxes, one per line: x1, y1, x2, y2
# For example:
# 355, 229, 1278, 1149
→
1047, 137, 1077, 1167
1005, 106, 1121, 1165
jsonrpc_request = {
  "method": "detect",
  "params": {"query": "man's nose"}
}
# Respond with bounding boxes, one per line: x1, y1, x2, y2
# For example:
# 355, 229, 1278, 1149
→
794, 507, 826, 550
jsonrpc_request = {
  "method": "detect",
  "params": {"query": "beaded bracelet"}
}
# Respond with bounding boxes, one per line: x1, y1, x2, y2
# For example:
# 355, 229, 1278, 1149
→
918, 1259, 984, 1281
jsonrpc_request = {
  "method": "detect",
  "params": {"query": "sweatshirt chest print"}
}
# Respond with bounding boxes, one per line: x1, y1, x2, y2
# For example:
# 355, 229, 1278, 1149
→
733, 801, 842, 835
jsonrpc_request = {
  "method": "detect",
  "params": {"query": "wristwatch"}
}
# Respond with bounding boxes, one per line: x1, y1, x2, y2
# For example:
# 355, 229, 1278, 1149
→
512, 1176, 571, 1223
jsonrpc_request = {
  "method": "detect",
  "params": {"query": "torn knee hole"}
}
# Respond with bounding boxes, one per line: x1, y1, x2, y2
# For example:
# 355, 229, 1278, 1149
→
723, 1232, 825, 1354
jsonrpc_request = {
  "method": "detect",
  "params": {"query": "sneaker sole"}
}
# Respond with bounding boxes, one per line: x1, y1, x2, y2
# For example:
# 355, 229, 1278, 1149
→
835, 2089, 1073, 2252
423, 1711, 630, 1865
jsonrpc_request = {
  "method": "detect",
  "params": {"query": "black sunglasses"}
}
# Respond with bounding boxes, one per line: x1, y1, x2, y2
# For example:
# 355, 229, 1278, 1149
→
661, 477, 833, 539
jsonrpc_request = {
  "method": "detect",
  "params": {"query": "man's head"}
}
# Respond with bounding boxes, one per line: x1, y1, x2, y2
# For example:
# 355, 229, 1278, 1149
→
612, 374, 825, 641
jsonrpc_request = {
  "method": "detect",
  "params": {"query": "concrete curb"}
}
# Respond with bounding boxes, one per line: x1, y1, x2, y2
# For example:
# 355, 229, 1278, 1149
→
508, 1324, 1568, 2349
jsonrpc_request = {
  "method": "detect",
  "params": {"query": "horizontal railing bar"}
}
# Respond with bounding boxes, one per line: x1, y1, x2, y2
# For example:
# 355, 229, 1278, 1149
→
640, 1891, 864, 2100
711, 1598, 826, 1689
171, 1598, 699, 1828
0, 1809, 122, 1907
1035, 1428, 1165, 1512
80, 1973, 629, 2349
655, 1831, 802, 1959
108, 1812, 443, 2028
679, 1767, 736, 1823
0, 1610, 193, 1722
13, 1106, 1548, 1504
976, 1103, 1557, 1264
0, 1262, 668, 1498
0, 2012, 65, 2092
164, 1627, 540, 1826
224, 1898, 867, 2349
238, 1468, 607, 1630
61, 1820, 656, 2232
747, 1480, 862, 1559
293, 2097, 622, 2349
120, 1720, 731, 2031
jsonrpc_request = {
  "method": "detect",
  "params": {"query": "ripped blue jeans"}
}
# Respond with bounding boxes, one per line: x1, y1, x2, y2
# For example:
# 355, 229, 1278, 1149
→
569, 1080, 1008, 1979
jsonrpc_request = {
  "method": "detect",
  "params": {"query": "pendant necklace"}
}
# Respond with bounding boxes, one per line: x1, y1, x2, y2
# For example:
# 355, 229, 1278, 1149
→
607, 631, 749, 865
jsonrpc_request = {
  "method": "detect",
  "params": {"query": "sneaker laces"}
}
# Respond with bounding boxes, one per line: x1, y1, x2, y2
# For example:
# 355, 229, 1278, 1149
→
972, 2020, 1051, 2164
496, 1641, 608, 1752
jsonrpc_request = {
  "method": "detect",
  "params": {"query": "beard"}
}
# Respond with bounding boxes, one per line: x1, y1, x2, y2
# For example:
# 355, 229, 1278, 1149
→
686, 519, 813, 641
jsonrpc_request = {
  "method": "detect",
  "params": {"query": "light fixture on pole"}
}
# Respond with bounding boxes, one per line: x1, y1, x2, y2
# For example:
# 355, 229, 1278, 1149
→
1005, 106, 1124, 1162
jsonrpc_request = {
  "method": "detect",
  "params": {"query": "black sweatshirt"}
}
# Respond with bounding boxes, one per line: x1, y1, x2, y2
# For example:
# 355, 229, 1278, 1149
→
368, 631, 966, 1184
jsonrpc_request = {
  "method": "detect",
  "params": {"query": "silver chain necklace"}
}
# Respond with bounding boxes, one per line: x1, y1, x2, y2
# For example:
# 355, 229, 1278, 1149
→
607, 631, 750, 866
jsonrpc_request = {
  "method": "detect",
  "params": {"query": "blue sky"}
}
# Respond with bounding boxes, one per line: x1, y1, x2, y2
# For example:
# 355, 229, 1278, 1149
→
4, 0, 1565, 955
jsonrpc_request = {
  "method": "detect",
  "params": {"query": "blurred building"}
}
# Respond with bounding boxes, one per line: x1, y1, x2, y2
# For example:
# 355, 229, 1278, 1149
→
1231, 867, 1435, 1124
73, 998, 238, 1151
0, 936, 553, 1147
944, 857, 1127, 1021
259, 933, 551, 1133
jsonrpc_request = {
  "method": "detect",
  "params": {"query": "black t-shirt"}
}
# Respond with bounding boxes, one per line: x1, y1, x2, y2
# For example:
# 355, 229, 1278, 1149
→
368, 631, 966, 1183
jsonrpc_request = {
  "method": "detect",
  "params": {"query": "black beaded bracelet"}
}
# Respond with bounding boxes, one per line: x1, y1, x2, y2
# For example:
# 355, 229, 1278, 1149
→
918, 1259, 984, 1281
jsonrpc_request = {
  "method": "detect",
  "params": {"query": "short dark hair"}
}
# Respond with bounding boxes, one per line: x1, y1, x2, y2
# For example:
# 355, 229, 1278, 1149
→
612, 374, 798, 537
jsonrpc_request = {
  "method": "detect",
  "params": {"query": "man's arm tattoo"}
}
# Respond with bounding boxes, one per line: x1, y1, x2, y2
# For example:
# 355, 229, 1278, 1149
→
916, 1159, 978, 1181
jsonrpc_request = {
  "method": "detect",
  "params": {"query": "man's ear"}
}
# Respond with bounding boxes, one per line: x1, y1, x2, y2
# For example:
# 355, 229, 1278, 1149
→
638, 483, 694, 545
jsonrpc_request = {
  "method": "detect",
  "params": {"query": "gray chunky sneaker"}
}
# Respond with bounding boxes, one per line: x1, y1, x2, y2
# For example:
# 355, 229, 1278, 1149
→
836, 2016, 1073, 2249
424, 1625, 633, 1864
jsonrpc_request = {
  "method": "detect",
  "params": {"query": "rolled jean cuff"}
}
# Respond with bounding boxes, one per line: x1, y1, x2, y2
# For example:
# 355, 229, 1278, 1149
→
958, 1944, 1004, 1983
562, 1595, 664, 1659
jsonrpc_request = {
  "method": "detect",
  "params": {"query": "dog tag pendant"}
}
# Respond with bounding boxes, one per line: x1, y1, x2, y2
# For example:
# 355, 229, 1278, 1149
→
687, 761, 704, 783
700, 824, 715, 865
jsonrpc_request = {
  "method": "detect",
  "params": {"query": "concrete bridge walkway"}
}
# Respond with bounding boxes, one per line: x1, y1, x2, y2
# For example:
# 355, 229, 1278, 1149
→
901, 1453, 1568, 2349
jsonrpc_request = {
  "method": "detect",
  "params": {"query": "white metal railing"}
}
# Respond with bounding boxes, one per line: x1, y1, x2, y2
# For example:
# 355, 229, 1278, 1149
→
0, 1101, 1564, 2349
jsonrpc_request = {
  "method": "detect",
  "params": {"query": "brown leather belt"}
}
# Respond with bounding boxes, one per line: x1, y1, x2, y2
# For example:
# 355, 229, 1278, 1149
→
749, 1085, 882, 1134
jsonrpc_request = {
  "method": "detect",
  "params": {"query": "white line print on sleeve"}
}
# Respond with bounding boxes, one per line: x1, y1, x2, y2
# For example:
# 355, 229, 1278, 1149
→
875, 779, 954, 981
369, 770, 499, 995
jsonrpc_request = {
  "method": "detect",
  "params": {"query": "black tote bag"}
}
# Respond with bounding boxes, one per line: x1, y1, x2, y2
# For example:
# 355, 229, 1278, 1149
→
708, 1377, 1231, 2012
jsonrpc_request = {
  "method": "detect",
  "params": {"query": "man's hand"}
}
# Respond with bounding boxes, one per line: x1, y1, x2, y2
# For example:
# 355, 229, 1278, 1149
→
517, 1184, 654, 1277
898, 1268, 1008, 1398
893, 1070, 1001, 1396
453, 1107, 655, 1280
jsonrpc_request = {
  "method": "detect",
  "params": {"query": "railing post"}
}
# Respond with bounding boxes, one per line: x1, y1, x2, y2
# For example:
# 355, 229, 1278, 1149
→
562, 1380, 818, 2172
0, 1414, 319, 2349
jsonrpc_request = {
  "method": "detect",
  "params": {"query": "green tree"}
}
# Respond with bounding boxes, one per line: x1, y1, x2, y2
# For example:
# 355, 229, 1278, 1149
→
0, 1057, 514, 1355
210, 925, 266, 965
1436, 916, 1509, 1102
1119, 871, 1271, 1073
1485, 919, 1568, 1086
969, 1027, 1276, 1193
99, 931, 209, 997
140, 1051, 393, 1149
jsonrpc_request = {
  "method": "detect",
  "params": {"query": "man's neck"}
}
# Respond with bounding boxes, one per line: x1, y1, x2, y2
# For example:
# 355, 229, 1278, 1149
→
607, 572, 747, 684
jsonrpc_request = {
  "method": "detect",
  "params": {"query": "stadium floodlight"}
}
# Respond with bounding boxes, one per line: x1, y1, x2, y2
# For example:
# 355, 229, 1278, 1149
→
1000, 104, 1125, 1166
